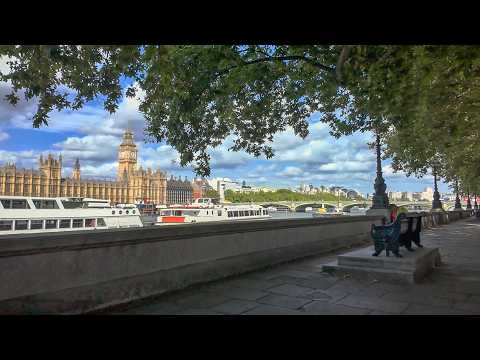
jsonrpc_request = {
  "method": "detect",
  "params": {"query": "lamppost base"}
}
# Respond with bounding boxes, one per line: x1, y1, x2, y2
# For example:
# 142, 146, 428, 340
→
431, 200, 443, 211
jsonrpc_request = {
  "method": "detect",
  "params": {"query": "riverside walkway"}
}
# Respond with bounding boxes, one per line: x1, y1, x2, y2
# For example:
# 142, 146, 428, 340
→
112, 216, 480, 315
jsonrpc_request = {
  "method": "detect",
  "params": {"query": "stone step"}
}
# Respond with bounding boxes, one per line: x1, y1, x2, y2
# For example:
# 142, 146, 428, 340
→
322, 246, 441, 284
337, 246, 440, 271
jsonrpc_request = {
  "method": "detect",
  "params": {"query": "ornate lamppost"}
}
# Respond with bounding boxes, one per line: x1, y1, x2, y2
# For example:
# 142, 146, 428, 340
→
370, 134, 389, 210
454, 178, 462, 210
431, 166, 443, 210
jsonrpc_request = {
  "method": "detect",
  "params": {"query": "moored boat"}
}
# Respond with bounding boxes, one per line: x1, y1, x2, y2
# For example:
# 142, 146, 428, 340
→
155, 198, 271, 224
0, 196, 143, 235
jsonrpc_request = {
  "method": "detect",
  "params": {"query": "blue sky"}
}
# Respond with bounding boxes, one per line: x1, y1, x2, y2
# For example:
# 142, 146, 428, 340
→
0, 58, 451, 196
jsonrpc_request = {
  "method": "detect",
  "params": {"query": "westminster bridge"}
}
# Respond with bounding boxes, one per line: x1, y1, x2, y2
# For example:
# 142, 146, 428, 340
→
233, 200, 456, 212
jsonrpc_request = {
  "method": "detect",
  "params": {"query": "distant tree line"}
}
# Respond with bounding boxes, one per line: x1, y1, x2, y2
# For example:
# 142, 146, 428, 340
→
223, 189, 363, 203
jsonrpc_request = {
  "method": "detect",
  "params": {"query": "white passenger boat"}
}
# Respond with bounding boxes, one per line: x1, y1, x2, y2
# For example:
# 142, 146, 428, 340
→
155, 198, 271, 224
0, 196, 143, 235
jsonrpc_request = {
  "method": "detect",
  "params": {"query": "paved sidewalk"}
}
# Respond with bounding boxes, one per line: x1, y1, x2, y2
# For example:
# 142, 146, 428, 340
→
113, 217, 480, 315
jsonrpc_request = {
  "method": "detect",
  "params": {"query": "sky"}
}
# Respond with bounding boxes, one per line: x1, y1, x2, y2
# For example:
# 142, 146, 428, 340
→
0, 57, 451, 196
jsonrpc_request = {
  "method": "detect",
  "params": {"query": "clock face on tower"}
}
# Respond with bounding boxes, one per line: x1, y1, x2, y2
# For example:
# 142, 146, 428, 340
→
130, 151, 136, 159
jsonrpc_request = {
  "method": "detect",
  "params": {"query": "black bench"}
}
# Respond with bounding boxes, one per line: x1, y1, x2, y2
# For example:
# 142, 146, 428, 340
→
398, 214, 423, 251
371, 213, 423, 257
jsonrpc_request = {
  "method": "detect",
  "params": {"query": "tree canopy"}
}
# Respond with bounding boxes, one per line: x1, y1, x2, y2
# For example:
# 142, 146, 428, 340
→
1, 45, 479, 192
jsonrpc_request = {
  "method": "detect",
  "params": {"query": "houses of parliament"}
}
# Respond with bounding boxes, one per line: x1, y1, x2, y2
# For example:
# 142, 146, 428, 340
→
0, 130, 200, 204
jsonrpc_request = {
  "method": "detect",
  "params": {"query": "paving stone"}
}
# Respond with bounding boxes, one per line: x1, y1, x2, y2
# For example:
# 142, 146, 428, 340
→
211, 299, 259, 314
352, 285, 391, 298
436, 292, 471, 302
257, 294, 312, 310
174, 291, 231, 309
123, 302, 184, 315
368, 310, 399, 315
292, 278, 337, 290
268, 275, 335, 290
467, 295, 480, 304
381, 292, 454, 308
327, 278, 368, 293
336, 294, 409, 314
224, 287, 269, 301
268, 283, 315, 297
452, 302, 480, 314
226, 277, 285, 291
242, 304, 305, 315
364, 282, 411, 295
272, 269, 317, 279
301, 301, 370, 315
200, 282, 237, 293
175, 308, 224, 315
286, 264, 325, 273
303, 288, 350, 302
452, 283, 480, 295
402, 304, 467, 315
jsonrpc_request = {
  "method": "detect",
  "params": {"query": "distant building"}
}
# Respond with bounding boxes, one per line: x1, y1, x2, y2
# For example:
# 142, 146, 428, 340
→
166, 176, 193, 205
0, 130, 167, 204
388, 191, 403, 201
299, 183, 308, 193
259, 187, 275, 193
421, 187, 434, 201
329, 186, 347, 197
191, 178, 210, 200
345, 189, 360, 199
412, 192, 422, 201
401, 191, 413, 201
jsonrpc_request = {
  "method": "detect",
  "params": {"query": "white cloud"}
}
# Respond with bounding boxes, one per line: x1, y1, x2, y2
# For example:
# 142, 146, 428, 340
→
0, 149, 38, 168
141, 145, 183, 171
76, 162, 118, 179
53, 134, 120, 165
206, 135, 255, 170
0, 131, 9, 142
278, 166, 305, 177
0, 56, 10, 75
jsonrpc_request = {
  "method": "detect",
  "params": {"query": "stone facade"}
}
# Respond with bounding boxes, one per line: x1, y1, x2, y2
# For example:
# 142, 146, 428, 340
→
166, 176, 193, 205
0, 130, 168, 205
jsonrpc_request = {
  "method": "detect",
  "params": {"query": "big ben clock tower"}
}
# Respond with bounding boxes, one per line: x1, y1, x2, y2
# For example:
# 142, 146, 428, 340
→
117, 130, 138, 180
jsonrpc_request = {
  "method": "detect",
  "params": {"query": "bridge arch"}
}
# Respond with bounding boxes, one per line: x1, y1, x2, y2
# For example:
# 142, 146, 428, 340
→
295, 203, 336, 213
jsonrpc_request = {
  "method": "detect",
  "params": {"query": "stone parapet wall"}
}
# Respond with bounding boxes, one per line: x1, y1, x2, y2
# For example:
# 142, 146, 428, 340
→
0, 215, 383, 314
420, 210, 473, 229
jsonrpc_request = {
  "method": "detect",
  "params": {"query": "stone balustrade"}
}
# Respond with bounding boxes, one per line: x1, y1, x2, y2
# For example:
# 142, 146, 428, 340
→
420, 209, 473, 228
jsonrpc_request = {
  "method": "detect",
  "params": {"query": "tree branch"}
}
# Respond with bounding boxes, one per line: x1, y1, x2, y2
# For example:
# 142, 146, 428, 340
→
336, 45, 353, 83
214, 55, 335, 78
